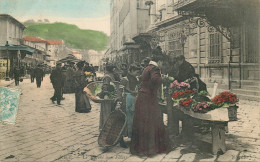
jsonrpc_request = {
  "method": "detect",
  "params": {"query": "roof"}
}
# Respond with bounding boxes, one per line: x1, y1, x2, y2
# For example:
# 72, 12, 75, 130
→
72, 51, 81, 55
0, 14, 25, 30
46, 40, 64, 45
23, 36, 46, 43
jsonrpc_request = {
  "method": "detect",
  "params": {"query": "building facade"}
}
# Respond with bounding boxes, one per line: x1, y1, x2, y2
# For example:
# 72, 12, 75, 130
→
110, 0, 260, 99
110, 0, 150, 64
146, 0, 260, 99
0, 14, 35, 79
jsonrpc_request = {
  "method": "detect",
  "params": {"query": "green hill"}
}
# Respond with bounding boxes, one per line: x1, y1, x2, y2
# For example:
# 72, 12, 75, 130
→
24, 22, 109, 50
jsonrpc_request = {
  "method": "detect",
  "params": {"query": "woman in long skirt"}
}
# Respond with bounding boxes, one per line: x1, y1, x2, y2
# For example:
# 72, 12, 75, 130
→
130, 55, 171, 157
74, 61, 91, 113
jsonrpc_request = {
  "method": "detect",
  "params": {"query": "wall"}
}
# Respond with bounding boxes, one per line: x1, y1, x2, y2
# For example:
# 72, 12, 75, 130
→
7, 20, 23, 45
0, 19, 7, 45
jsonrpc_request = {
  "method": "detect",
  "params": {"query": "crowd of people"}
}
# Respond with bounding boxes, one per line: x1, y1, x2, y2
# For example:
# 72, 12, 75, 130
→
12, 48, 207, 157
94, 47, 207, 157
49, 61, 96, 107
13, 64, 48, 87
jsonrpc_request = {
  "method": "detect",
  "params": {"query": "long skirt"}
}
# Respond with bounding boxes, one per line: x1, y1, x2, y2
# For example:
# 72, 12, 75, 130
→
63, 79, 75, 93
75, 90, 91, 113
125, 92, 136, 138
130, 91, 171, 157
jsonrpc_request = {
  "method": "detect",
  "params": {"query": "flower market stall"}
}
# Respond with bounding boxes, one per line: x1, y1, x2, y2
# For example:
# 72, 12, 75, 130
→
161, 77, 239, 155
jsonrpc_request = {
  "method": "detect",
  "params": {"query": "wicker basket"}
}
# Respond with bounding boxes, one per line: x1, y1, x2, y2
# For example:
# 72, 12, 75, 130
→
98, 109, 126, 148
228, 104, 238, 121
84, 81, 120, 103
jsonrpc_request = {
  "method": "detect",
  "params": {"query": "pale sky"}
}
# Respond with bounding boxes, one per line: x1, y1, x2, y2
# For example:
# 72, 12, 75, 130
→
0, 0, 111, 35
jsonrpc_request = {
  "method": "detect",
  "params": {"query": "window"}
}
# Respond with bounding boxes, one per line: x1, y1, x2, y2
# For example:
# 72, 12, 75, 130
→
168, 40, 182, 56
209, 32, 222, 63
246, 22, 259, 63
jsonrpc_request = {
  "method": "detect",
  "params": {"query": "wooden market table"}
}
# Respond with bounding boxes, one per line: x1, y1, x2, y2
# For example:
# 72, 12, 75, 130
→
160, 96, 238, 155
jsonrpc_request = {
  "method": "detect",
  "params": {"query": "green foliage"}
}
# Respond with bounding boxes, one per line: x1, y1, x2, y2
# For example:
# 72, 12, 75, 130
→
24, 22, 109, 50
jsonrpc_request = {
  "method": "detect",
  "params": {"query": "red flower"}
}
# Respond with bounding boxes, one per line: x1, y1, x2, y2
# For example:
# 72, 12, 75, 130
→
179, 98, 193, 107
172, 90, 195, 99
212, 91, 238, 105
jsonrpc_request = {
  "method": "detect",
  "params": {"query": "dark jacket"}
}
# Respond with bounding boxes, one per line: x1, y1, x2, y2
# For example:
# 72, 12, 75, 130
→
175, 60, 195, 82
50, 68, 64, 88
34, 67, 43, 79
13, 68, 20, 79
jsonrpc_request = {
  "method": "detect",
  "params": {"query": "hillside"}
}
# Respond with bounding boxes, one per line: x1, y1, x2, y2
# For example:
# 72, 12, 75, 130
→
23, 22, 109, 51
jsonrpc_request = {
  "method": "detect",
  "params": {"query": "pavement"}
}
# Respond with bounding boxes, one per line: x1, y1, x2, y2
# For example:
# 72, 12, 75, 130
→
0, 76, 259, 162
0, 79, 14, 87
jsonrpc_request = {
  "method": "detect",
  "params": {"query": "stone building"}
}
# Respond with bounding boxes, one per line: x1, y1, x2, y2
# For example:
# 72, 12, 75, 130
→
147, 0, 260, 99
0, 14, 35, 79
109, 0, 150, 64
22, 36, 48, 66
110, 0, 260, 99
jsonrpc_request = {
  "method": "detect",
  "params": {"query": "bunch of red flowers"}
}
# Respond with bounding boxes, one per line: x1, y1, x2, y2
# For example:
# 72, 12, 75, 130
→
212, 91, 238, 105
172, 90, 195, 99
179, 98, 193, 107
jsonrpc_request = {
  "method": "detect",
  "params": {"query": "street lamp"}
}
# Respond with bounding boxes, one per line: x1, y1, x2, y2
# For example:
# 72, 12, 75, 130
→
5, 41, 10, 81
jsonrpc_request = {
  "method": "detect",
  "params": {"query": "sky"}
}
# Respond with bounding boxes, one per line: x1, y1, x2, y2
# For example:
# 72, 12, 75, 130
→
0, 0, 111, 35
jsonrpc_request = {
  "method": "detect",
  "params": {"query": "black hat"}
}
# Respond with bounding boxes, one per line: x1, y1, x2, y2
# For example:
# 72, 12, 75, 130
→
68, 61, 75, 65
76, 61, 85, 68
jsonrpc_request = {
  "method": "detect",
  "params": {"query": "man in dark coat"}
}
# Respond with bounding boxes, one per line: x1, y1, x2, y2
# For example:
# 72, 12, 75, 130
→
175, 55, 207, 92
29, 66, 35, 83
175, 55, 196, 82
34, 64, 44, 88
13, 66, 20, 86
50, 63, 64, 105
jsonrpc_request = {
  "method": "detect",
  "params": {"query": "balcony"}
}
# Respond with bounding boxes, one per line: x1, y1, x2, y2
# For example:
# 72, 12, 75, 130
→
169, 0, 198, 10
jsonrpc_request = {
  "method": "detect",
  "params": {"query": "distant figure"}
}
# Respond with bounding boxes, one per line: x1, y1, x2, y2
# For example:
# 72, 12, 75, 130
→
20, 66, 25, 77
63, 62, 75, 93
83, 62, 92, 72
121, 63, 128, 77
34, 65, 43, 88
74, 61, 91, 113
90, 64, 96, 81
13, 66, 20, 86
29, 66, 35, 83
50, 63, 64, 105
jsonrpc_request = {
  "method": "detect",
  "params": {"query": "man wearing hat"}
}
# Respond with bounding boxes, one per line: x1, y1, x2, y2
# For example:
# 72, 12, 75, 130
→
34, 64, 44, 88
50, 63, 64, 105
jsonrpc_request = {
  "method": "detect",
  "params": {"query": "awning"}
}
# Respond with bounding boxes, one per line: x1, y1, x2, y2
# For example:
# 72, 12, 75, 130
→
0, 44, 35, 54
56, 55, 81, 63
171, 0, 260, 27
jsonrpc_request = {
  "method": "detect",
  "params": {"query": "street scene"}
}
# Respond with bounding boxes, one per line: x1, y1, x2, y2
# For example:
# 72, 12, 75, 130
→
1, 0, 260, 162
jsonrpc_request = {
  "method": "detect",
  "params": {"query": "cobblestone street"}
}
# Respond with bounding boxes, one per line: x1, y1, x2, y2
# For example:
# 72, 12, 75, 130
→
0, 76, 259, 162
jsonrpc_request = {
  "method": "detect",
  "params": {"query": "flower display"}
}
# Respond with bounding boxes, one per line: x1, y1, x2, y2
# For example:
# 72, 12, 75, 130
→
170, 80, 190, 91
179, 98, 193, 107
85, 72, 93, 77
172, 90, 195, 99
212, 91, 238, 106
192, 101, 211, 113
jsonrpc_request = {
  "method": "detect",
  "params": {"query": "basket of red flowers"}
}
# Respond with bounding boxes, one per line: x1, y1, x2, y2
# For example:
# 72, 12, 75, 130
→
212, 91, 239, 121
